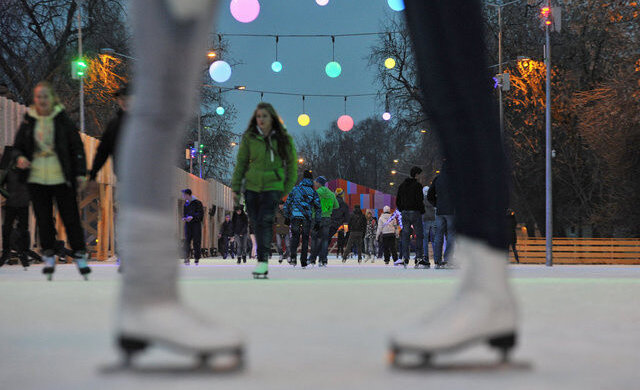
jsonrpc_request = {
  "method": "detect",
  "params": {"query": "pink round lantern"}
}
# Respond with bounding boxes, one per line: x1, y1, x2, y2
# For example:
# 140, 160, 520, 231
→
230, 0, 260, 23
337, 115, 354, 132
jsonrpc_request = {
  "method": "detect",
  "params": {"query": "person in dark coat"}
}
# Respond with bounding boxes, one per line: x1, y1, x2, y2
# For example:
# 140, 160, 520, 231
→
13, 81, 90, 280
427, 164, 456, 268
218, 214, 233, 259
232, 205, 249, 264
507, 209, 520, 263
396, 166, 427, 268
88, 85, 129, 181
342, 205, 367, 263
0, 147, 30, 268
181, 188, 203, 265
328, 187, 350, 241
336, 226, 346, 258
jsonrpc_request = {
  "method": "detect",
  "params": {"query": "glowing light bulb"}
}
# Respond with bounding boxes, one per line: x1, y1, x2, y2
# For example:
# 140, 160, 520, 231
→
271, 61, 283, 72
325, 61, 342, 78
337, 115, 354, 131
316, 0, 329, 5
382, 112, 391, 121
387, 0, 405, 12
298, 114, 310, 127
216, 106, 225, 115
209, 60, 232, 83
230, 0, 260, 23
384, 57, 396, 69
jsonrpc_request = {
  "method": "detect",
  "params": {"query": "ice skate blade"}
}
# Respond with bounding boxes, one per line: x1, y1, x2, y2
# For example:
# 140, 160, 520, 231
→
252, 272, 268, 279
389, 332, 520, 370
107, 336, 245, 374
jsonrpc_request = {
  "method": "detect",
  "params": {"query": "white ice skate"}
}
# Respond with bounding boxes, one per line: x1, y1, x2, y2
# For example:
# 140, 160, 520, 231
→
389, 236, 518, 368
117, 302, 244, 370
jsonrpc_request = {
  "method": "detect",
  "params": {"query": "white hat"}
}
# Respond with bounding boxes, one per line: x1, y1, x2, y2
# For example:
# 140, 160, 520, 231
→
383, 205, 390, 213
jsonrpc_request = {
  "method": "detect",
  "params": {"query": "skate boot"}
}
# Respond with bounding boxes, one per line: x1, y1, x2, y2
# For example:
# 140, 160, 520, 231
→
278, 255, 284, 264
0, 252, 9, 268
394, 259, 405, 267
389, 236, 518, 368
194, 259, 199, 266
252, 262, 268, 279
19, 253, 30, 270
236, 258, 241, 264
184, 259, 191, 266
74, 252, 92, 281
242, 256, 246, 263
42, 253, 56, 281
117, 302, 244, 370
414, 258, 430, 269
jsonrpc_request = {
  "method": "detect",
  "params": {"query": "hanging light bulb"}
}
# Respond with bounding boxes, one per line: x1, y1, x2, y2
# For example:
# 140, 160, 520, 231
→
230, 0, 261, 23
382, 112, 391, 121
209, 60, 232, 83
337, 96, 353, 131
325, 36, 342, 78
384, 57, 396, 69
216, 106, 225, 115
382, 93, 391, 121
271, 36, 282, 73
316, 0, 329, 5
387, 0, 405, 12
298, 95, 310, 126
338, 115, 354, 132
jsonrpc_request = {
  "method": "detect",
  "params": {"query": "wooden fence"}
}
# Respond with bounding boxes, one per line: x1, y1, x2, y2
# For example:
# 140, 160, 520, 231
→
511, 238, 640, 265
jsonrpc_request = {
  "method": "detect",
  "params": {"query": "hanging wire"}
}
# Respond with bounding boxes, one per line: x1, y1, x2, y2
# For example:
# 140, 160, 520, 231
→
216, 31, 401, 38
275, 35, 279, 61
343, 96, 347, 115
331, 36, 335, 61
260, 92, 264, 101
203, 84, 378, 98
302, 95, 306, 113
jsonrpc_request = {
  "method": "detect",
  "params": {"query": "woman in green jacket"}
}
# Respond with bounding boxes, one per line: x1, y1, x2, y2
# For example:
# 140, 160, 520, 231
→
231, 102, 297, 278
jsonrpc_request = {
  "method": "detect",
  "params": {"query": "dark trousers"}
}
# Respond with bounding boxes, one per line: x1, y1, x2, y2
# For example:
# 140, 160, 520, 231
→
220, 235, 233, 258
310, 217, 331, 262
2, 205, 29, 254
509, 242, 520, 263
344, 231, 364, 260
184, 222, 201, 260
401, 211, 424, 260
28, 183, 85, 254
289, 218, 311, 266
405, 0, 508, 249
244, 190, 280, 262
382, 234, 398, 262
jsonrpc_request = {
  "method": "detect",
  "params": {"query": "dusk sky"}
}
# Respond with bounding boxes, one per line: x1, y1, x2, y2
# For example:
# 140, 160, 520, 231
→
211, 0, 402, 139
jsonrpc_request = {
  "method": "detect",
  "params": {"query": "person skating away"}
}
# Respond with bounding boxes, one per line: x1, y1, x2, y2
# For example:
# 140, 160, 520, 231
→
283, 170, 321, 268
231, 102, 297, 279
181, 189, 203, 265
0, 147, 31, 269
309, 176, 338, 267
231, 205, 249, 264
218, 214, 233, 259
426, 167, 456, 269
13, 82, 90, 281
342, 205, 367, 263
364, 212, 377, 263
336, 226, 346, 258
273, 200, 290, 263
396, 166, 428, 268
389, 0, 517, 367
506, 209, 520, 264
328, 188, 350, 240
377, 206, 399, 265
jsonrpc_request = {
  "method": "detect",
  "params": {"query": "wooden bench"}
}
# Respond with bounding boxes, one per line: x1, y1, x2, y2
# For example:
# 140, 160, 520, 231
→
511, 238, 640, 265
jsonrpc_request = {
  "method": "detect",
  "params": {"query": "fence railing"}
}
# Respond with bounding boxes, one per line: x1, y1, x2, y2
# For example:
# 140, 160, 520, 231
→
511, 238, 640, 264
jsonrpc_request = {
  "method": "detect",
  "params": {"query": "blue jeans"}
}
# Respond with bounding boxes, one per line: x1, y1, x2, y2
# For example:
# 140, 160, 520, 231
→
401, 210, 424, 261
434, 214, 455, 264
422, 220, 435, 261
310, 217, 331, 262
244, 190, 280, 262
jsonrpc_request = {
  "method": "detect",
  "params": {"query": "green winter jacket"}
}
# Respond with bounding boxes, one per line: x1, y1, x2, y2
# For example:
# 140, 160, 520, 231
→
231, 127, 297, 196
317, 186, 339, 218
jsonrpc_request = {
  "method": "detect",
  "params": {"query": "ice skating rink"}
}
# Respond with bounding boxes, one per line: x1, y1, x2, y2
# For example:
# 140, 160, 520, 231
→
1, 258, 639, 390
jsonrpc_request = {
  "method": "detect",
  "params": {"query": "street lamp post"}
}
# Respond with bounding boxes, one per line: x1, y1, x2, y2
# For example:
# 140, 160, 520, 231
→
76, 1, 84, 133
543, 2, 553, 267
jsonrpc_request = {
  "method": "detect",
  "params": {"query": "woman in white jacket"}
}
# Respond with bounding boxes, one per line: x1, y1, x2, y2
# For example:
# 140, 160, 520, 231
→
376, 206, 399, 264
